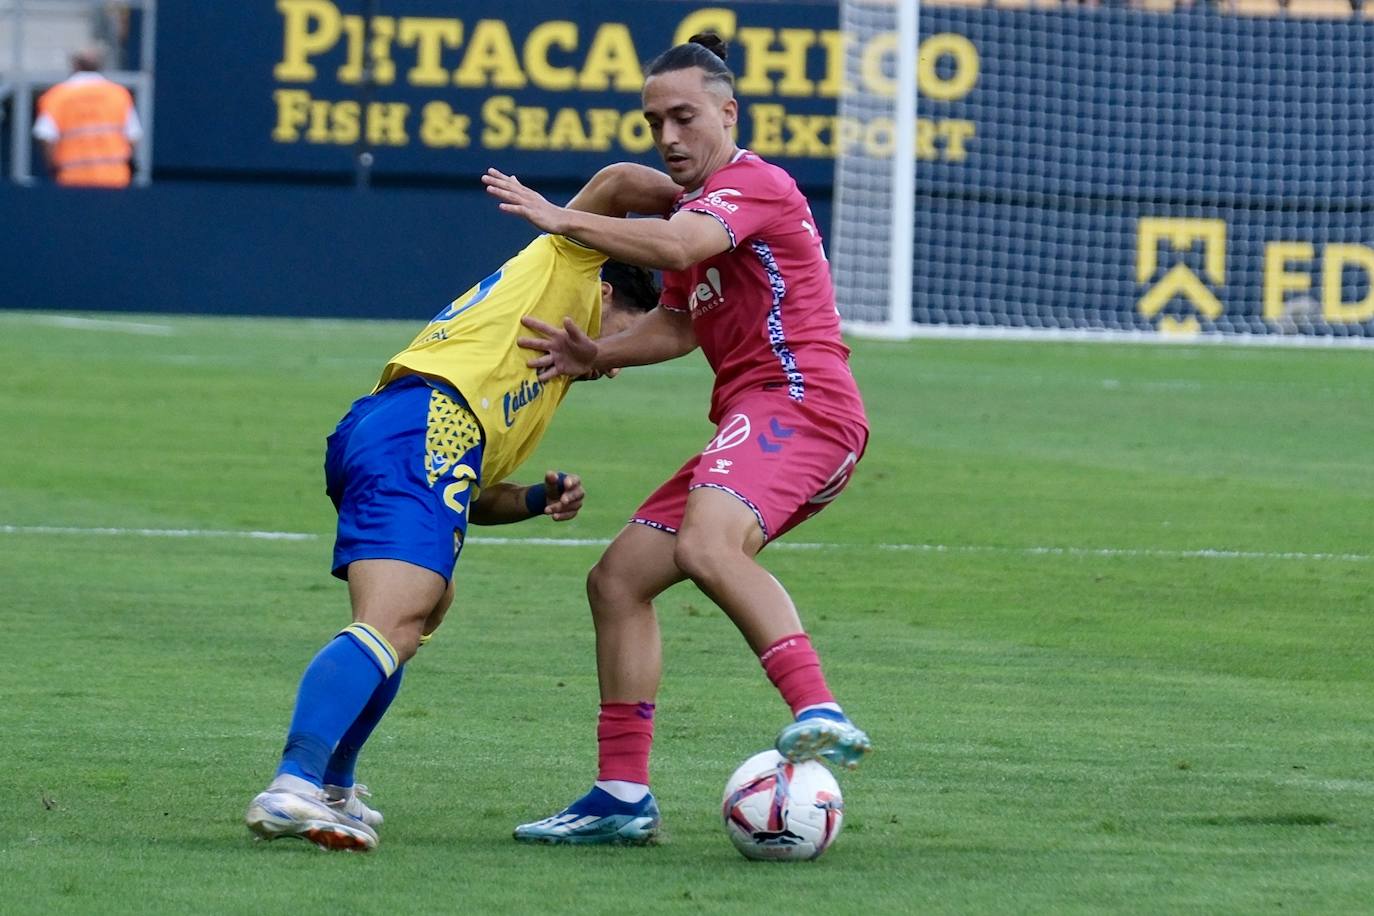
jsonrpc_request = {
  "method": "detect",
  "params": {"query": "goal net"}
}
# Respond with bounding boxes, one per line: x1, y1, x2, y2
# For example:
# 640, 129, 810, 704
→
830, 0, 1374, 345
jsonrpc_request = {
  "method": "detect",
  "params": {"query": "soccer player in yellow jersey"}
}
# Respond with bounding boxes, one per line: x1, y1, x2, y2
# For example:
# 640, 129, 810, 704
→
244, 163, 679, 852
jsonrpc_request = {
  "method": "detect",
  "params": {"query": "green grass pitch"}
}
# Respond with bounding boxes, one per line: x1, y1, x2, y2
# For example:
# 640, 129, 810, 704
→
1, 311, 1371, 914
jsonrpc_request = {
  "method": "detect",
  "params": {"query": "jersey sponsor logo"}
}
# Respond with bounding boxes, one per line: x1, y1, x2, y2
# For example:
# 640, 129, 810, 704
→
502, 376, 543, 428
808, 452, 858, 505
702, 188, 743, 213
703, 412, 751, 455
689, 267, 725, 315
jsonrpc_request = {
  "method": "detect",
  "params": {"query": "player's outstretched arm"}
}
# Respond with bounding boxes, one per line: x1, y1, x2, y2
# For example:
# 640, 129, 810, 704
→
484, 168, 730, 271
519, 307, 696, 383
566, 163, 680, 218
470, 471, 585, 525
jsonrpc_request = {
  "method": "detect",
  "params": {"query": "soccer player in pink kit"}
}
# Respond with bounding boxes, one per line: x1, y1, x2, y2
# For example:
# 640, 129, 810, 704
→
484, 32, 871, 845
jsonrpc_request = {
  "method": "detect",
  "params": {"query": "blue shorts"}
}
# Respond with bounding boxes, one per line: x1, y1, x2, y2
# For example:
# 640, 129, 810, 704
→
324, 375, 485, 581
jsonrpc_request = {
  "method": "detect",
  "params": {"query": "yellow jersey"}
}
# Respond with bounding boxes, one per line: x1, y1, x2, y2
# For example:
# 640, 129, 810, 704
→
376, 233, 606, 488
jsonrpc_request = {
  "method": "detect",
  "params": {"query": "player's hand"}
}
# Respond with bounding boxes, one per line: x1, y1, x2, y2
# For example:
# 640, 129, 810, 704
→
543, 470, 584, 522
519, 315, 600, 382
483, 168, 569, 234
573, 367, 621, 382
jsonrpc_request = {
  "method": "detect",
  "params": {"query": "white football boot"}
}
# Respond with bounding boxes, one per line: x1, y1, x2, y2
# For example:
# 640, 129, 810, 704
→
775, 710, 872, 770
245, 782, 378, 852
325, 783, 383, 829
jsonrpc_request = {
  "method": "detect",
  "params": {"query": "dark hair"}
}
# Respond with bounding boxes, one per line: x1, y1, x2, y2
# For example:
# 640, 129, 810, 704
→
602, 260, 659, 313
645, 32, 734, 94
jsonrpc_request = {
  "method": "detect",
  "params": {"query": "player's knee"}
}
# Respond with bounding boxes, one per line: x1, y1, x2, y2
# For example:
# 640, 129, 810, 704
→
587, 555, 658, 619
354, 611, 427, 664
391, 632, 422, 663
423, 583, 455, 635
586, 561, 607, 606
672, 528, 733, 585
379, 623, 423, 664
587, 559, 630, 616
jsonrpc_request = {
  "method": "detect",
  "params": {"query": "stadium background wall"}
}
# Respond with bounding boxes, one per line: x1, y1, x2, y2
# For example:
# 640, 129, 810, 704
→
4, 1, 1372, 332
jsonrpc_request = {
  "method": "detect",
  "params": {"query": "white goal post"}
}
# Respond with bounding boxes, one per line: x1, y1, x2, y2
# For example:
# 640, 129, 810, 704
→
831, 0, 918, 341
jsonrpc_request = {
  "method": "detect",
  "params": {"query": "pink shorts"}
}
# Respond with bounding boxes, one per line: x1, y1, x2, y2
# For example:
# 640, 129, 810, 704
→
631, 391, 868, 542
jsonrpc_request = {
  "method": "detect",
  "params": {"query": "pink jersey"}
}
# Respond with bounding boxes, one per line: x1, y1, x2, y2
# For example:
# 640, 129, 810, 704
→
660, 151, 867, 430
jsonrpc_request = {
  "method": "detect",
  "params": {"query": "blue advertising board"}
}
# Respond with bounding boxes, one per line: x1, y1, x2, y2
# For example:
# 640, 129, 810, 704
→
7, 1, 1372, 336
153, 2, 1374, 201
150, 0, 990, 190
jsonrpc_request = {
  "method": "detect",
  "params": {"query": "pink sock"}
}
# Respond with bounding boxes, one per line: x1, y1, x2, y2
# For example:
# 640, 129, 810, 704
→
596, 701, 655, 784
759, 632, 836, 716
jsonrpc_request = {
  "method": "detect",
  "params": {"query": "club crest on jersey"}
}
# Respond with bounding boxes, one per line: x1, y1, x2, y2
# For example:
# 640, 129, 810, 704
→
503, 377, 543, 427
689, 267, 725, 315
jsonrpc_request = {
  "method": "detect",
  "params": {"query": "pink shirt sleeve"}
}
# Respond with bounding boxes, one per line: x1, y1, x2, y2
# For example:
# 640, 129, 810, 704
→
676, 167, 778, 251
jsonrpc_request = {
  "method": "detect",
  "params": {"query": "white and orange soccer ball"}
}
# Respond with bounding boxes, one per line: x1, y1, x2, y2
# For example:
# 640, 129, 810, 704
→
721, 749, 844, 861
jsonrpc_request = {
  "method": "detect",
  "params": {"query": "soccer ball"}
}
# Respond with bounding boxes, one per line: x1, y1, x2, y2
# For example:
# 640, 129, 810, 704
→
721, 749, 844, 861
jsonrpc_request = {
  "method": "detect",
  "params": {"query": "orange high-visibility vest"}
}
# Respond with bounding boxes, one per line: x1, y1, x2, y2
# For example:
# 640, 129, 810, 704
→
37, 78, 136, 187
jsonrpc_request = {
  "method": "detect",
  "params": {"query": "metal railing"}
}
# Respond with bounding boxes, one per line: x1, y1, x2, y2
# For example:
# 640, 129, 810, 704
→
1, 0, 157, 185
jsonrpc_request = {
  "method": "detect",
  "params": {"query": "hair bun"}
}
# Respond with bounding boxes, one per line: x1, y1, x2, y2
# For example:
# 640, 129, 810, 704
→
688, 32, 729, 62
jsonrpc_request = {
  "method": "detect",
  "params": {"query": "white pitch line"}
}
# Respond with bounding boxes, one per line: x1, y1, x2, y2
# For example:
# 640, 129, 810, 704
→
0, 525, 1368, 563
18, 315, 176, 336
0, 525, 314, 541
861, 543, 1374, 563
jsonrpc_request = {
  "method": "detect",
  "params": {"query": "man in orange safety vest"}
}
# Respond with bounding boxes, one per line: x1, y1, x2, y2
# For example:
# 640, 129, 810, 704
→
32, 47, 143, 188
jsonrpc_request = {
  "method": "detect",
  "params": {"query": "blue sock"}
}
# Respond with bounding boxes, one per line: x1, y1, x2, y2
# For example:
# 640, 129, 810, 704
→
322, 666, 405, 788
797, 705, 848, 723
277, 624, 399, 786
567, 786, 656, 816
